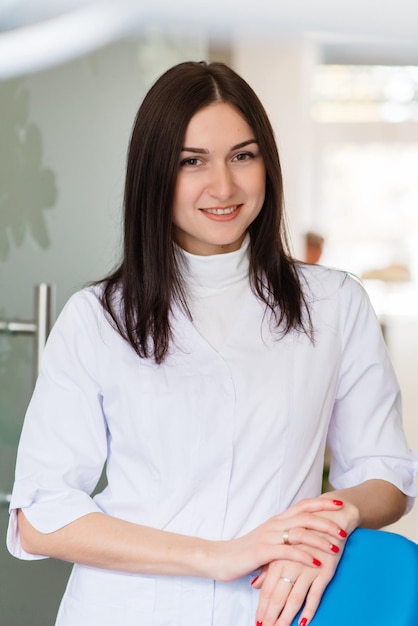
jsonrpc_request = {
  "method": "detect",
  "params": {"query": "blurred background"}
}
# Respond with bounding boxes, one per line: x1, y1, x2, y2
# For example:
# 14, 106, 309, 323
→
1, 1, 417, 623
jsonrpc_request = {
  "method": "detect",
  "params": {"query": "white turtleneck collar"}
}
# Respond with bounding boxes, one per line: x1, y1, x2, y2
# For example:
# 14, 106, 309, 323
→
180, 234, 250, 294
177, 234, 251, 351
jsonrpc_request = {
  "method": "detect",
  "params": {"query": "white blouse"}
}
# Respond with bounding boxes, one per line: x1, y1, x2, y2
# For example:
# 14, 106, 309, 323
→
7, 243, 418, 626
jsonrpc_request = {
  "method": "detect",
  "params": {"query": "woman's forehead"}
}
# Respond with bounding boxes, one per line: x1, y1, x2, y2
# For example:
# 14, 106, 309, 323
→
183, 102, 255, 148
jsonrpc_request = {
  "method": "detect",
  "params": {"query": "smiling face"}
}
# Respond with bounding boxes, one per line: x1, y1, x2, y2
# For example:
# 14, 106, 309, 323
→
172, 102, 266, 255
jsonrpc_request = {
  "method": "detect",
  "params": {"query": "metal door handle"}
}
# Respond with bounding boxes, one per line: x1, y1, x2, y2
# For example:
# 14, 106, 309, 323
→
0, 282, 55, 382
0, 492, 12, 506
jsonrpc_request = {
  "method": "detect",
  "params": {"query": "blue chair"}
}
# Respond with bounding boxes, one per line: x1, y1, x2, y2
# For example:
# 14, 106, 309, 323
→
291, 528, 418, 625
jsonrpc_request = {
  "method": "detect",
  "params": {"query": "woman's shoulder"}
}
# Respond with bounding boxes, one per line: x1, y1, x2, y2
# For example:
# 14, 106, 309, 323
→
295, 262, 372, 322
64, 280, 122, 311
296, 262, 364, 297
53, 282, 122, 334
60, 284, 103, 318
41, 283, 126, 367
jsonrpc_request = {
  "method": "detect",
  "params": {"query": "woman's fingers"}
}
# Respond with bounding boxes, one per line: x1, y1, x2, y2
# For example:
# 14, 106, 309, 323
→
292, 576, 328, 626
258, 545, 325, 570
286, 513, 347, 540
277, 526, 343, 556
273, 511, 347, 543
279, 497, 344, 518
254, 543, 345, 626
255, 561, 310, 626
254, 563, 330, 626
251, 567, 267, 589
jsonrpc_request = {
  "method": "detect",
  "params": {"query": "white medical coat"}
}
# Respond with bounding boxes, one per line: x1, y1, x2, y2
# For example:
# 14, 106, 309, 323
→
7, 263, 418, 626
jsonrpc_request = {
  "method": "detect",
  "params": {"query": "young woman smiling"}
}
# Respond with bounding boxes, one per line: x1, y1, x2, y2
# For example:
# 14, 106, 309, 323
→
8, 61, 417, 626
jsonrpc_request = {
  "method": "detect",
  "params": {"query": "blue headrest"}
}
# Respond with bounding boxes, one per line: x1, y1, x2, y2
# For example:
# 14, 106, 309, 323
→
291, 528, 418, 626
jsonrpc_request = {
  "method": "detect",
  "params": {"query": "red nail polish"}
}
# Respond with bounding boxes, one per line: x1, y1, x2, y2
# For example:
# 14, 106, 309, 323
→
256, 622, 263, 626
338, 528, 348, 538
333, 499, 343, 506
312, 558, 322, 566
251, 575, 259, 586
299, 618, 308, 626
330, 544, 339, 553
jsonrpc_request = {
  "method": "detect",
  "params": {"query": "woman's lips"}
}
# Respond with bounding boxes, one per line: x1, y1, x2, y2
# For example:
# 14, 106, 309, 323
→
199, 205, 242, 220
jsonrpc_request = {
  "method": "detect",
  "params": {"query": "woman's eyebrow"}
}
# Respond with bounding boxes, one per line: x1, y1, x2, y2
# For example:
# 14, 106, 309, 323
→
180, 147, 209, 154
231, 139, 258, 150
181, 139, 258, 153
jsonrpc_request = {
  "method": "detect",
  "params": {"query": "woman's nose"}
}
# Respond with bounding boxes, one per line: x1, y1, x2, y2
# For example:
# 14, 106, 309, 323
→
207, 163, 235, 200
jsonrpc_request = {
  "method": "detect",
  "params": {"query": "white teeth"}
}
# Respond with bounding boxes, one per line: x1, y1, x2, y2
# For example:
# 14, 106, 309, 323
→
202, 206, 238, 215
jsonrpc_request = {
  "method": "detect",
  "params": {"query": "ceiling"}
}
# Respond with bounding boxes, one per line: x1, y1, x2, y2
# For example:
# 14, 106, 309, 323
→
1, 0, 418, 78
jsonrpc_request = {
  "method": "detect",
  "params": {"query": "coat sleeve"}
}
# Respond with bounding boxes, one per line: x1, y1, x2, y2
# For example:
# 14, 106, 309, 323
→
7, 289, 108, 560
327, 273, 418, 509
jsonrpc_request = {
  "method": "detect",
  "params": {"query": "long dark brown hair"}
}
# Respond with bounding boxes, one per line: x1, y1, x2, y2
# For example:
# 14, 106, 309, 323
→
99, 61, 312, 363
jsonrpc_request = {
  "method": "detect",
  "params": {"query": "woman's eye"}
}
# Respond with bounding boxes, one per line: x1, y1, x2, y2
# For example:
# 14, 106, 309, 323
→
180, 157, 202, 167
233, 152, 254, 162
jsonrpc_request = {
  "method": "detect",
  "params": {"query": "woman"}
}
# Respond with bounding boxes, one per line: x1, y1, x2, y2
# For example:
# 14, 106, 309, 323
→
7, 61, 417, 626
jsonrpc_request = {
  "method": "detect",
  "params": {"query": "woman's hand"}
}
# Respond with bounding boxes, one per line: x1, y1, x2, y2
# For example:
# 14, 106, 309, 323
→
252, 499, 359, 626
210, 498, 346, 583
252, 546, 343, 626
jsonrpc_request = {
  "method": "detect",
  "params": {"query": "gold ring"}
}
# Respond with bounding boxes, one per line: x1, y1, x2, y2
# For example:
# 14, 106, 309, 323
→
283, 529, 290, 545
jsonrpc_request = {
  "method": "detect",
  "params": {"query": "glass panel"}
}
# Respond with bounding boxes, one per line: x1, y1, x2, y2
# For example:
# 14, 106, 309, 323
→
0, 332, 32, 488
